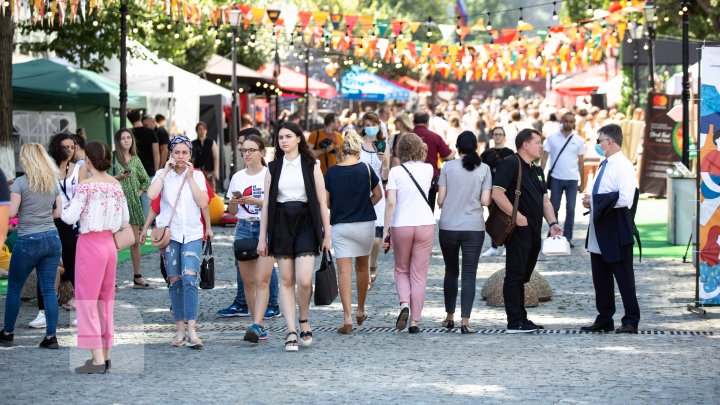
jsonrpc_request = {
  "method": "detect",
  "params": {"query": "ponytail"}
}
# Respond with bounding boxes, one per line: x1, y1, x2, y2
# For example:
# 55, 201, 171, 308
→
456, 130, 482, 171
462, 151, 482, 171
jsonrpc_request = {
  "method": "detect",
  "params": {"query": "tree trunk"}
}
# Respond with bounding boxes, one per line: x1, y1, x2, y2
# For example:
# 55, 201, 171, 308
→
0, 6, 15, 179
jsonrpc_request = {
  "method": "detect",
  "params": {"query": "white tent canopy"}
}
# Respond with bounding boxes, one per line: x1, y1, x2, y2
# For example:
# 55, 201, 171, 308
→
102, 40, 232, 137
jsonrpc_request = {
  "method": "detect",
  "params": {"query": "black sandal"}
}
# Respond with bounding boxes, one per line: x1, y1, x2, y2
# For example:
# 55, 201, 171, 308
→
285, 332, 299, 352
133, 274, 152, 289
441, 319, 455, 329
299, 319, 313, 346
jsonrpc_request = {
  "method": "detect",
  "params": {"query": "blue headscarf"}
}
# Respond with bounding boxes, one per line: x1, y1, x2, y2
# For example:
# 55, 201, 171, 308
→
168, 135, 193, 152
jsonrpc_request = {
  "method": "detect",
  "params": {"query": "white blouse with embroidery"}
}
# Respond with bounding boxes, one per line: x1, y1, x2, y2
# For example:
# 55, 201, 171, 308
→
61, 182, 130, 234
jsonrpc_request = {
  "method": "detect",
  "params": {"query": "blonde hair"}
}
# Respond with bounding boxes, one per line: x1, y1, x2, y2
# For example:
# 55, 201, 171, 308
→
20, 143, 59, 194
396, 132, 427, 163
394, 112, 413, 133
342, 130, 363, 156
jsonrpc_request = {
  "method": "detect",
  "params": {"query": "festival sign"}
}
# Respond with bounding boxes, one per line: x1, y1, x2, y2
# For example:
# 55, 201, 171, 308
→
698, 47, 720, 305
639, 92, 682, 196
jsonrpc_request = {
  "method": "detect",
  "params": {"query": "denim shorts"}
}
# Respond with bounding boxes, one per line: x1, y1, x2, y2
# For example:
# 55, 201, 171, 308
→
235, 219, 261, 241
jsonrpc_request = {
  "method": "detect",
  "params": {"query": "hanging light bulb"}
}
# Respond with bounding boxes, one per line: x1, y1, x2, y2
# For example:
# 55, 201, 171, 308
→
486, 13, 492, 31
426, 17, 433, 38
518, 8, 524, 25
587, 2, 594, 15
552, 2, 558, 20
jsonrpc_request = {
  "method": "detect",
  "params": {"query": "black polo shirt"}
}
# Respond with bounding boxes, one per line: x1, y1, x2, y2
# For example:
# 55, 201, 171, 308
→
492, 154, 547, 233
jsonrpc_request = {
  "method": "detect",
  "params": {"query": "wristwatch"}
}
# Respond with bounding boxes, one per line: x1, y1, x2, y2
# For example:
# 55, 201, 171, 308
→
549, 221, 559, 227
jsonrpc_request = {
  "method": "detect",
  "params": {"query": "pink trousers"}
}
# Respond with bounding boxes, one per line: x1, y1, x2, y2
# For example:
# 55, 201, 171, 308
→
75, 231, 117, 349
391, 225, 435, 322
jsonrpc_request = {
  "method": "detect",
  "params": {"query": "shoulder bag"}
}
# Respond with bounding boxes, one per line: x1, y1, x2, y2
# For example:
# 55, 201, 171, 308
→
485, 156, 522, 246
200, 240, 215, 289
400, 164, 433, 211
314, 251, 338, 305
547, 134, 574, 190
113, 225, 135, 251
150, 173, 188, 249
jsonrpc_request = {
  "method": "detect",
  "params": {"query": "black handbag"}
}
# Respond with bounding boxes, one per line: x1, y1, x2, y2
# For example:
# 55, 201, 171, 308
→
200, 240, 215, 289
233, 238, 259, 261
313, 251, 338, 306
486, 157, 522, 246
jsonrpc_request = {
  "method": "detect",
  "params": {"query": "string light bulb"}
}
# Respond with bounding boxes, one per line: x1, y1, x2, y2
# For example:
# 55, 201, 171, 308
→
518, 8, 524, 25
426, 17, 433, 38
486, 13, 492, 31
552, 2, 558, 20
587, 2, 594, 15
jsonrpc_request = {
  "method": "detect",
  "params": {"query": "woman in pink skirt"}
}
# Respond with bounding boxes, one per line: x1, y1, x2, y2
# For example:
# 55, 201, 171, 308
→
62, 142, 129, 374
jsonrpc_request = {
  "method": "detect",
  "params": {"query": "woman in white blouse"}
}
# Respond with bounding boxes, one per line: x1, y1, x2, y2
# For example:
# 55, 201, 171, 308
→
147, 136, 209, 349
257, 122, 331, 352
61, 142, 129, 374
383, 133, 436, 334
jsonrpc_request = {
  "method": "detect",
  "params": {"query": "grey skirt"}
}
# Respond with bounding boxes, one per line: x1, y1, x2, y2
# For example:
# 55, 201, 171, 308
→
331, 221, 375, 258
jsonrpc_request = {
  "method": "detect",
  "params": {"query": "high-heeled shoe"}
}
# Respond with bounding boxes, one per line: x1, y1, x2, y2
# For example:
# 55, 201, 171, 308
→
356, 311, 368, 326
299, 319, 313, 346
441, 319, 455, 329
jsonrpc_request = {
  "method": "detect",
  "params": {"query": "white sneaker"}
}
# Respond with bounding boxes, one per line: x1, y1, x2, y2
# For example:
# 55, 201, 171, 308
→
481, 247, 500, 257
28, 311, 46, 329
71, 318, 77, 327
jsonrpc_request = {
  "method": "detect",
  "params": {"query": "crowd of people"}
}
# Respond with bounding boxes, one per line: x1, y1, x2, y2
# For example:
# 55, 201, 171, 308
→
0, 97, 642, 372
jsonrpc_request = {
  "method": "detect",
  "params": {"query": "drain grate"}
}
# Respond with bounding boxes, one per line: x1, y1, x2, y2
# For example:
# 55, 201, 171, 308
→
94, 324, 715, 336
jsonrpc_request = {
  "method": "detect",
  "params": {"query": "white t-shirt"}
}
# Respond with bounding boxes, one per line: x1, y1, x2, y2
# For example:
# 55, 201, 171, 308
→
386, 161, 435, 227
227, 167, 267, 220
360, 147, 385, 226
153, 169, 208, 243
543, 131, 585, 181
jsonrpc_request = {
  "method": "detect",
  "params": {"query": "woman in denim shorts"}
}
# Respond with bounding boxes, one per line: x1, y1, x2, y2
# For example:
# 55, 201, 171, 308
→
226, 134, 275, 343
257, 123, 331, 352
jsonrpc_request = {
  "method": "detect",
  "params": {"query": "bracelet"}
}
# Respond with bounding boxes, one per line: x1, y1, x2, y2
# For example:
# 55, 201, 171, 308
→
549, 221, 558, 227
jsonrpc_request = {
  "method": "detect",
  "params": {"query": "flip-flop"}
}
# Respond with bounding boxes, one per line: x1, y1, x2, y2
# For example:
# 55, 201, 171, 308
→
171, 336, 186, 347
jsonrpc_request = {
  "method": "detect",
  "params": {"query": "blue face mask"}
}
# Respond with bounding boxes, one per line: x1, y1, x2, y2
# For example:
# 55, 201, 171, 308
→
364, 126, 379, 137
595, 144, 605, 157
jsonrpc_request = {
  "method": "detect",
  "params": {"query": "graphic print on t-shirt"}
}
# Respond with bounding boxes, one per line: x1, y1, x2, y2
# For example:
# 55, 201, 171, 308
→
241, 185, 263, 215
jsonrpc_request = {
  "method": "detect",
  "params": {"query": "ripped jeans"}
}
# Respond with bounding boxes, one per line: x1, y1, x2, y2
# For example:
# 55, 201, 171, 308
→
164, 239, 203, 323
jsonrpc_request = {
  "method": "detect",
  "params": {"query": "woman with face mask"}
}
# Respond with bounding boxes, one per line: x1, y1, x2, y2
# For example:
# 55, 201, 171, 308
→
359, 112, 388, 286
147, 136, 209, 349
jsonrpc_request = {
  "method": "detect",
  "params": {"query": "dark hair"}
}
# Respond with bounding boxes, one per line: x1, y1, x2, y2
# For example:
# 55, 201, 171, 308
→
515, 128, 541, 150
127, 109, 141, 123
598, 123, 624, 147
511, 111, 521, 121
457, 131, 482, 171
114, 129, 137, 167
195, 121, 208, 132
490, 126, 505, 136
714, 130, 720, 146
324, 113, 337, 127
155, 114, 166, 122
239, 127, 262, 139
413, 111, 430, 125
48, 132, 74, 165
549, 113, 557, 121
243, 134, 267, 166
70, 134, 86, 149
274, 122, 315, 165
85, 141, 112, 172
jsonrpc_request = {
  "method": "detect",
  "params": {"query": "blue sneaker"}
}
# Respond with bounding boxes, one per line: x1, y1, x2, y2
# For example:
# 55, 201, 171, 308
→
264, 306, 281, 319
217, 303, 250, 317
244, 324, 268, 343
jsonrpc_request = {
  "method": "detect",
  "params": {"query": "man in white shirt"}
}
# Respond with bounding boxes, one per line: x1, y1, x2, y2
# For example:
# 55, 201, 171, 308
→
541, 112, 586, 246
504, 111, 530, 152
581, 123, 640, 334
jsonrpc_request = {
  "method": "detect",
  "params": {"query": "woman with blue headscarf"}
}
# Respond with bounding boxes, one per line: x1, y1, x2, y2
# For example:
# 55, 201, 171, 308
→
147, 135, 209, 349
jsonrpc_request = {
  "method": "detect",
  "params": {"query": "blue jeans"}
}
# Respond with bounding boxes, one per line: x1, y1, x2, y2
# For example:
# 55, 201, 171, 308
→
164, 239, 203, 322
549, 178, 578, 241
3, 230, 62, 336
233, 220, 279, 308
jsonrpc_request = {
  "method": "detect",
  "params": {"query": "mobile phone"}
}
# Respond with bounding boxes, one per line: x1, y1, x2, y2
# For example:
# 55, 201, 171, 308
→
383, 234, 391, 254
232, 191, 242, 199
374, 140, 386, 153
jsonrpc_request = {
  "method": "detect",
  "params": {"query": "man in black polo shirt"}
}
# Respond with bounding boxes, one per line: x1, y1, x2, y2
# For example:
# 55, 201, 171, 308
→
492, 128, 563, 333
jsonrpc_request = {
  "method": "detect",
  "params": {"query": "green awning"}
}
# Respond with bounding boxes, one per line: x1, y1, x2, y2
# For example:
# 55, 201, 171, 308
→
13, 59, 146, 109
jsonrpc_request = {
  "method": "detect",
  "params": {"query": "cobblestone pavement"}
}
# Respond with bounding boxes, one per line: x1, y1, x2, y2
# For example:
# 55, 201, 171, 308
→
1, 207, 719, 404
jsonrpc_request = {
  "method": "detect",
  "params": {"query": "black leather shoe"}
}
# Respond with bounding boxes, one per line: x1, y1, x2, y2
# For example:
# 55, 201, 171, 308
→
580, 323, 614, 332
615, 324, 638, 334
408, 326, 420, 334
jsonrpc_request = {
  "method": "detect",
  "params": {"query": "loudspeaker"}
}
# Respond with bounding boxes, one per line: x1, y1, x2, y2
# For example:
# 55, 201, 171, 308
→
590, 93, 606, 109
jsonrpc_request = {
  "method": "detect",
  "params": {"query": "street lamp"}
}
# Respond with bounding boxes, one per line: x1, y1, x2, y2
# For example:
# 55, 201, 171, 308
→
627, 20, 644, 108
643, 0, 657, 92
119, 0, 128, 130
229, 8, 241, 176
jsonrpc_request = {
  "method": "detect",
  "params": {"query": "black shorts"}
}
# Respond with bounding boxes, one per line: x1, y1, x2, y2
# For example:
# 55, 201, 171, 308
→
269, 202, 319, 259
